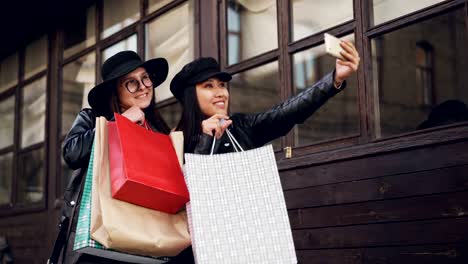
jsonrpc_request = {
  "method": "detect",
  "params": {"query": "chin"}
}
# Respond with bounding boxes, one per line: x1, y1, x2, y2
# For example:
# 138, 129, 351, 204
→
139, 100, 152, 110
216, 109, 228, 115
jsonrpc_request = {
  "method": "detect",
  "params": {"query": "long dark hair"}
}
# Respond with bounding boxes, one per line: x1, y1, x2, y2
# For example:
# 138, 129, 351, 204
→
175, 85, 206, 153
109, 83, 170, 135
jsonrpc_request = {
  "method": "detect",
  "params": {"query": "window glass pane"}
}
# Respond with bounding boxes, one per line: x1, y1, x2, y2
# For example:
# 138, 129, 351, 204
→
102, 0, 140, 38
17, 147, 45, 204
0, 152, 13, 205
148, 0, 173, 14
64, 5, 96, 59
25, 36, 48, 79
21, 77, 46, 148
159, 103, 182, 130
102, 35, 137, 63
230, 61, 281, 149
291, 0, 353, 41
0, 96, 15, 149
0, 53, 18, 93
372, 0, 448, 26
146, 1, 195, 102
62, 52, 96, 135
372, 9, 468, 138
292, 34, 359, 146
227, 0, 278, 65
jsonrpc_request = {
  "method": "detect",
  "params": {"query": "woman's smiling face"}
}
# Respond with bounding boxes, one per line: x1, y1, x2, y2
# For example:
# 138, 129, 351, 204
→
195, 78, 229, 117
117, 67, 154, 111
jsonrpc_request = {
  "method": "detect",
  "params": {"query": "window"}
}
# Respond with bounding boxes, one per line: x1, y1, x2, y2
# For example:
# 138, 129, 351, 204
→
102, 35, 138, 62
60, 52, 96, 193
148, 0, 174, 14
221, 0, 361, 154
62, 52, 96, 135
416, 41, 434, 106
102, 0, 140, 38
292, 34, 359, 146
0, 35, 48, 210
230, 61, 282, 150
24, 36, 47, 79
226, 0, 278, 65
291, 0, 353, 41
63, 5, 96, 59
372, 0, 448, 25
0, 53, 18, 93
55, 1, 197, 196
145, 0, 195, 102
372, 8, 468, 138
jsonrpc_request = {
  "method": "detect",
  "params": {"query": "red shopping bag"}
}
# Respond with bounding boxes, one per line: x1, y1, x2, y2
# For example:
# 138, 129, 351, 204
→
108, 113, 189, 214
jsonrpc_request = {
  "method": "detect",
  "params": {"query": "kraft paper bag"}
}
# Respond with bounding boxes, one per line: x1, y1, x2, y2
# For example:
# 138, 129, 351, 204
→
90, 117, 191, 257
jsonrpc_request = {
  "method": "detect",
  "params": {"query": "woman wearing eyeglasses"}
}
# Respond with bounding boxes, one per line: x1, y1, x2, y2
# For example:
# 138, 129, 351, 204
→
54, 51, 191, 264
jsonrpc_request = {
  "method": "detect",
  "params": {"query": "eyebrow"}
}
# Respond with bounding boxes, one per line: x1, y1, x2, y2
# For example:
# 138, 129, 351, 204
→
120, 72, 149, 83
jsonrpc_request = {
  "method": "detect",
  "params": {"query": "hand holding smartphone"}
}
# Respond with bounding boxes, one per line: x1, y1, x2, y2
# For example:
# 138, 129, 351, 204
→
324, 33, 346, 61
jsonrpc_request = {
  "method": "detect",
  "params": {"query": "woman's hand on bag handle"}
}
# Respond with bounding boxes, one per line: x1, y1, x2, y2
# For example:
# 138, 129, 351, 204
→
334, 40, 360, 87
121, 105, 145, 126
202, 114, 232, 139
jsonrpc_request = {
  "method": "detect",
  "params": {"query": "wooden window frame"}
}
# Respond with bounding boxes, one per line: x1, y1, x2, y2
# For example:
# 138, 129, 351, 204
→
55, 0, 200, 204
0, 38, 50, 216
218, 0, 468, 167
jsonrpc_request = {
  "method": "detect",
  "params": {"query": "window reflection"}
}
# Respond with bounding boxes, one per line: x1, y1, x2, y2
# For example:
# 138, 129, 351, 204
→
372, 0, 447, 25
21, 77, 47, 148
62, 52, 96, 135
230, 61, 281, 149
64, 5, 96, 59
25, 36, 47, 79
102, 35, 137, 62
292, 34, 359, 146
227, 0, 278, 65
372, 9, 468, 137
0, 96, 15, 149
102, 0, 140, 38
0, 53, 18, 93
148, 0, 173, 14
17, 148, 45, 204
291, 0, 353, 41
146, 1, 194, 102
0, 153, 13, 205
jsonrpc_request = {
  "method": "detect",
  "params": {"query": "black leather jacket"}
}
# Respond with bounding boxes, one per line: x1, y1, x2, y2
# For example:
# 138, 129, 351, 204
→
193, 71, 345, 154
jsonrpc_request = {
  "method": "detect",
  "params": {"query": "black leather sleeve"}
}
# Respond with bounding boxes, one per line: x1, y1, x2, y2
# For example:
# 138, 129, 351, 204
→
193, 134, 214, 154
241, 70, 345, 147
62, 109, 96, 170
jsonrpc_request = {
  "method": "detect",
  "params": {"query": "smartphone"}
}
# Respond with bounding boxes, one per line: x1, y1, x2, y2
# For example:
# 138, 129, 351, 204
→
324, 33, 345, 60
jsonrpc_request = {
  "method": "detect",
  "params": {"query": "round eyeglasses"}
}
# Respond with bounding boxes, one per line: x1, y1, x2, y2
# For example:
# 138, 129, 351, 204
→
122, 75, 153, 93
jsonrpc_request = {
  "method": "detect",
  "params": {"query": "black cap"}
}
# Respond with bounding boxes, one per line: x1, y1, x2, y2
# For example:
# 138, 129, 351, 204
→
170, 57, 232, 103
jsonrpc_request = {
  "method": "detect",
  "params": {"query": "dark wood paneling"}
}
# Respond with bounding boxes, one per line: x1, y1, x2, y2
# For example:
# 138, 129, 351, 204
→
277, 126, 468, 171
280, 140, 468, 190
289, 191, 468, 229
296, 244, 468, 264
293, 217, 468, 249
285, 164, 468, 209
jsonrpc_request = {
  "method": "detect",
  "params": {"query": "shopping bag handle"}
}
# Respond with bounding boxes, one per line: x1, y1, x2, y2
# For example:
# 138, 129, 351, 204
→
143, 119, 151, 131
210, 120, 244, 155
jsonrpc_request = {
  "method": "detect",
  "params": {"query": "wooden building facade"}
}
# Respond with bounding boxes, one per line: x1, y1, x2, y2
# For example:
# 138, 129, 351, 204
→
0, 0, 467, 263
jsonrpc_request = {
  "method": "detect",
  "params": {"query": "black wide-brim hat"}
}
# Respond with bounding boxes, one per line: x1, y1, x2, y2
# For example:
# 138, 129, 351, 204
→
170, 57, 231, 103
88, 51, 168, 117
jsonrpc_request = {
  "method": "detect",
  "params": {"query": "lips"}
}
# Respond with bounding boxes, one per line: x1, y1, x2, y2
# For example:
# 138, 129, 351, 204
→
213, 100, 226, 109
136, 93, 148, 99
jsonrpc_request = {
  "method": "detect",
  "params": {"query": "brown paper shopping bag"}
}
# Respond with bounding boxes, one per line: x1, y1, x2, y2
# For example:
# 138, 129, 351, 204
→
90, 117, 191, 257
